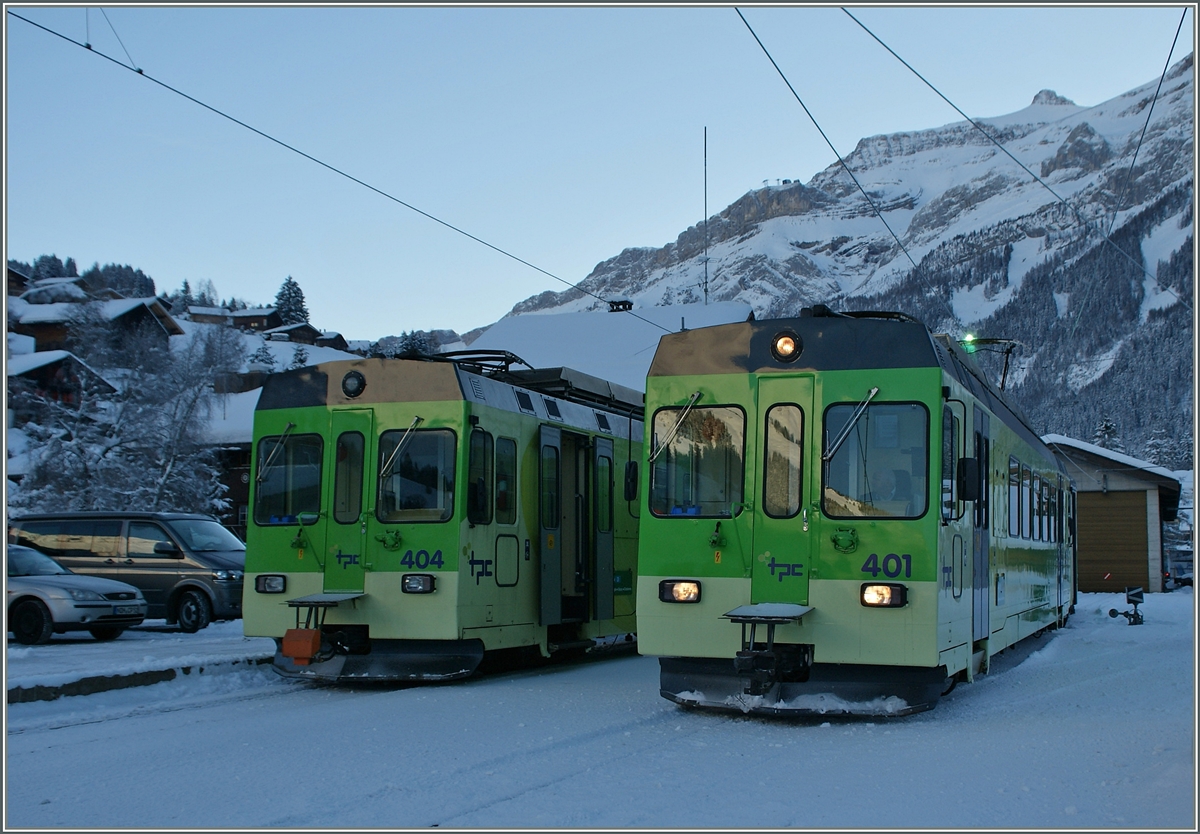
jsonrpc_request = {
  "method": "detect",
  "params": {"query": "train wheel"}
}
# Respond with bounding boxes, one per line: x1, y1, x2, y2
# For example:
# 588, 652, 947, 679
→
11, 599, 54, 645
176, 591, 212, 633
89, 627, 125, 641
941, 675, 958, 696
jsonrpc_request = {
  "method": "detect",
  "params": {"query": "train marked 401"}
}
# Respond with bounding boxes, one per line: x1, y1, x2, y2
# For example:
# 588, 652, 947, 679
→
637, 308, 1076, 716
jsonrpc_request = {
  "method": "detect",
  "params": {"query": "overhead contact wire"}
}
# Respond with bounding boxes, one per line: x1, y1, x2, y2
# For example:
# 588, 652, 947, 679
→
1063, 8, 1192, 345
99, 7, 139, 71
735, 8, 959, 325
7, 10, 672, 336
842, 7, 1191, 312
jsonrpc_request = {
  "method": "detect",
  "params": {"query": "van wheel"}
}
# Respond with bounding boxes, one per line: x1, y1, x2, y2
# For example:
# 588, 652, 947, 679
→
89, 627, 125, 641
12, 600, 54, 645
177, 591, 212, 633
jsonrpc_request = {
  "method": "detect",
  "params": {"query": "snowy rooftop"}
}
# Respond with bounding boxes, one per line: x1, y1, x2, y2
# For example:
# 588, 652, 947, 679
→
1042, 433, 1180, 485
230, 306, 277, 317
5, 349, 113, 389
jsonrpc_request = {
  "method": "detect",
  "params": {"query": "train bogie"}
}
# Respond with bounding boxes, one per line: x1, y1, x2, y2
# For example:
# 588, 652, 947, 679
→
243, 354, 643, 682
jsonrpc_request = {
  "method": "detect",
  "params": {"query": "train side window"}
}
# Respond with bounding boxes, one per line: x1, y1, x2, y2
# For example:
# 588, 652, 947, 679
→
1046, 487, 1056, 544
1021, 464, 1032, 539
540, 445, 560, 529
255, 433, 323, 525
1041, 479, 1051, 542
936, 405, 964, 523
763, 404, 803, 518
495, 437, 517, 525
1009, 457, 1021, 538
596, 454, 613, 532
376, 429, 456, 523
333, 432, 364, 524
468, 430, 494, 526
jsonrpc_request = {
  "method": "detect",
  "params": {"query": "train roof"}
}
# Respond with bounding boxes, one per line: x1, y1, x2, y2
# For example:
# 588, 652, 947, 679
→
255, 352, 643, 419
648, 308, 1061, 471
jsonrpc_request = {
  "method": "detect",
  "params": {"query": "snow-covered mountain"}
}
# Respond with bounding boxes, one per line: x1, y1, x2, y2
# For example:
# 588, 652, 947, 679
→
505, 55, 1195, 466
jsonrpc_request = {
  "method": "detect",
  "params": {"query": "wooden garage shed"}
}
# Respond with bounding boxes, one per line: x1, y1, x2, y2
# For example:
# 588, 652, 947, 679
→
1043, 434, 1181, 593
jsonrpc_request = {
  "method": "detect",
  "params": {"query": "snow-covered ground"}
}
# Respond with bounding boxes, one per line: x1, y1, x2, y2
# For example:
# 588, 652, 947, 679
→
5, 590, 1194, 829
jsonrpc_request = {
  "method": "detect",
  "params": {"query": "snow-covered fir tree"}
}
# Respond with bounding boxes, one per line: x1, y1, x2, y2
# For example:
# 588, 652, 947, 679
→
289, 344, 309, 369
1092, 417, 1125, 453
248, 343, 277, 370
274, 276, 310, 325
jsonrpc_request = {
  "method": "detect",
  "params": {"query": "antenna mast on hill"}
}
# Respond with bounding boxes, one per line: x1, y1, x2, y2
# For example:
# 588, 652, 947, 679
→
702, 127, 710, 305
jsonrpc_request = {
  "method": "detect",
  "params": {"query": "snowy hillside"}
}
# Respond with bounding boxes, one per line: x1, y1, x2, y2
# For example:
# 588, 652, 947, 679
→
505, 56, 1194, 465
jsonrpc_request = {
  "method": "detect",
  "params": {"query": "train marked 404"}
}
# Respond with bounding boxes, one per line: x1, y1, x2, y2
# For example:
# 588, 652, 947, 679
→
637, 308, 1076, 716
243, 352, 643, 681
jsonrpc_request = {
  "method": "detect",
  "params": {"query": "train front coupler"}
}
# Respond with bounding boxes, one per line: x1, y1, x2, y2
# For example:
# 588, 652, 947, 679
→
725, 604, 814, 695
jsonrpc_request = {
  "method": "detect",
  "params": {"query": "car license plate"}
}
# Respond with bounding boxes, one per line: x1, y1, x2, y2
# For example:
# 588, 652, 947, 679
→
114, 605, 139, 615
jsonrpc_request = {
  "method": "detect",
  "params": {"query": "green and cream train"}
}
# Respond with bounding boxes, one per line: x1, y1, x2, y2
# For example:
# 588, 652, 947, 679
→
242, 352, 643, 681
635, 307, 1076, 716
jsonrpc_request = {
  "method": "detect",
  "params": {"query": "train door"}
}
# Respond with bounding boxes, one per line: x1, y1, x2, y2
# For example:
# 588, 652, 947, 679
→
751, 376, 814, 606
324, 408, 372, 593
538, 425, 596, 625
971, 408, 990, 642
593, 436, 616, 622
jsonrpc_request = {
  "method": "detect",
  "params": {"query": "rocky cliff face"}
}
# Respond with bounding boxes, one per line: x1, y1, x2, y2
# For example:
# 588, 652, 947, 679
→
504, 55, 1194, 465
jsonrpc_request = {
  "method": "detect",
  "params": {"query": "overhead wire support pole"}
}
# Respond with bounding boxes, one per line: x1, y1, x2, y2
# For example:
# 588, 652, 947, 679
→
7, 10, 673, 336
841, 6, 1191, 313
704, 126, 709, 306
735, 7, 958, 326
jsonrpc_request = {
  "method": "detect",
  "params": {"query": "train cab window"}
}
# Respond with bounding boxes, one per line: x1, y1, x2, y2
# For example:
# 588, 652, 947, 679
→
255, 434, 323, 525
1009, 457, 1021, 538
1020, 464, 1032, 538
763, 405, 803, 518
823, 402, 928, 519
495, 437, 517, 525
649, 406, 745, 518
468, 430, 494, 525
333, 432, 364, 524
376, 429, 456, 523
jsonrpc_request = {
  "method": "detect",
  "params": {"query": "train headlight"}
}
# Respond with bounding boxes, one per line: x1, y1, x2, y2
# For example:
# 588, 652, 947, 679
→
255, 575, 286, 594
659, 580, 701, 603
771, 330, 802, 362
402, 574, 436, 594
861, 583, 907, 607
342, 370, 367, 398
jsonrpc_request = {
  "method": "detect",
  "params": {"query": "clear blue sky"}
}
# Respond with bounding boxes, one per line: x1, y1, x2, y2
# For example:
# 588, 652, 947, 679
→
5, 5, 1193, 341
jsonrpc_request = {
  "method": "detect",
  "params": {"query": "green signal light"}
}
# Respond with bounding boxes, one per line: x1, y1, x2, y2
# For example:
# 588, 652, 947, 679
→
962, 333, 976, 353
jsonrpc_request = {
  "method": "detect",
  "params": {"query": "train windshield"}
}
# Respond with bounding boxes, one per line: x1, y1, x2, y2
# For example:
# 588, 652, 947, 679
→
650, 406, 745, 518
823, 402, 928, 519
377, 429, 456, 523
254, 434, 323, 525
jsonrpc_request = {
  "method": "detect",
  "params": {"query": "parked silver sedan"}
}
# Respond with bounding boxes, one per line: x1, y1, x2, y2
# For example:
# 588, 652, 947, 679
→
7, 545, 147, 645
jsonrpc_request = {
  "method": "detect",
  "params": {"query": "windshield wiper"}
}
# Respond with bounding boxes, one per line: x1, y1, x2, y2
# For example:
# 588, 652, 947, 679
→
379, 416, 424, 482
256, 422, 296, 483
822, 387, 879, 462
649, 392, 702, 464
